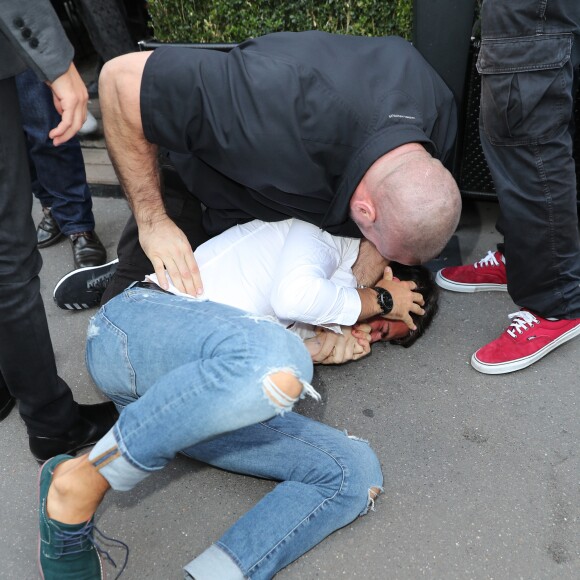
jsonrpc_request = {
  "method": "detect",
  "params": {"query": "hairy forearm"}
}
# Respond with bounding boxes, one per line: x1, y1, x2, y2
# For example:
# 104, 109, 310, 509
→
100, 54, 166, 227
105, 120, 165, 226
122, 143, 166, 227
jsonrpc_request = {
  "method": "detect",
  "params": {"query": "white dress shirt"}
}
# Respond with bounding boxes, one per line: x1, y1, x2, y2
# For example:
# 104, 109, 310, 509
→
148, 218, 362, 329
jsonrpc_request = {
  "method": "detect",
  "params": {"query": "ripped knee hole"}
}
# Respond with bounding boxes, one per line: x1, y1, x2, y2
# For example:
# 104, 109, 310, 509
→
265, 371, 303, 405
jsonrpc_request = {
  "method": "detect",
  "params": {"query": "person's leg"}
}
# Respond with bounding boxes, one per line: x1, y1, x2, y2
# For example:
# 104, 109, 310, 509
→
465, 0, 580, 374
436, 0, 580, 302
0, 76, 77, 433
85, 288, 316, 488
16, 69, 106, 268
0, 77, 117, 458
40, 291, 315, 576
479, 0, 580, 316
16, 69, 96, 236
181, 412, 383, 580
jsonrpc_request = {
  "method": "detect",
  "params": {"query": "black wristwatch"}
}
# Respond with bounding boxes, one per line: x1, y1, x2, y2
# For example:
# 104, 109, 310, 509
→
372, 286, 394, 315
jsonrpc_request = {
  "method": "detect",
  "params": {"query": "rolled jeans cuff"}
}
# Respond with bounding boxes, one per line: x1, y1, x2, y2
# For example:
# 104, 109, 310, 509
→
88, 427, 150, 491
184, 544, 244, 580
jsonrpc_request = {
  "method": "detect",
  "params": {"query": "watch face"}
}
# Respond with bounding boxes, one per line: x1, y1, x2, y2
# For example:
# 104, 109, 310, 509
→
381, 292, 393, 312
375, 287, 393, 314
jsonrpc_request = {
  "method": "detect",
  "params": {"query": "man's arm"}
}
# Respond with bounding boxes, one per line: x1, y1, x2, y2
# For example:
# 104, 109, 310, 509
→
0, 2, 87, 144
269, 220, 362, 326
99, 52, 202, 295
0, 3, 73, 82
270, 220, 424, 330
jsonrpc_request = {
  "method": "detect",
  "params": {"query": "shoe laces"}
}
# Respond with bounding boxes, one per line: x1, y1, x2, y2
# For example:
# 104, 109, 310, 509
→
474, 250, 502, 269
506, 310, 539, 338
52, 520, 129, 579
87, 272, 115, 292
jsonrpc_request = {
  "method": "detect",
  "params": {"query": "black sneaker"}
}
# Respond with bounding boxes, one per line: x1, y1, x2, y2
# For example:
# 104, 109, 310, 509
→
54, 259, 119, 310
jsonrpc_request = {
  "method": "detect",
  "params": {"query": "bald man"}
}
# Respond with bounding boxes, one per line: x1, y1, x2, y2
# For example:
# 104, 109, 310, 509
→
98, 31, 461, 321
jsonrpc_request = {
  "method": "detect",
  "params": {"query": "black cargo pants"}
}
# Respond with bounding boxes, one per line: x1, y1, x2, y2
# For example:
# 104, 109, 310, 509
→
479, 0, 580, 318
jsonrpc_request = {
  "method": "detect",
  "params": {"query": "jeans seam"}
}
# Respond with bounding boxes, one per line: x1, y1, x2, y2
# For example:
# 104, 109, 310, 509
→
532, 142, 567, 311
243, 421, 348, 576
112, 421, 165, 474
91, 310, 138, 398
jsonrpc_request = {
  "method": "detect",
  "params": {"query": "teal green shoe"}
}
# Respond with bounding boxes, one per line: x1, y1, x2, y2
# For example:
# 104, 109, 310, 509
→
38, 455, 128, 580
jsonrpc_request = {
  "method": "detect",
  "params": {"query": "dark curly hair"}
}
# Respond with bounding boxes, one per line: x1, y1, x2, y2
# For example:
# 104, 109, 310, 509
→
387, 262, 439, 348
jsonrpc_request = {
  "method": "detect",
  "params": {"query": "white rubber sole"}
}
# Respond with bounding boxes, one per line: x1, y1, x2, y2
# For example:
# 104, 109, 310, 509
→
435, 271, 508, 293
471, 324, 580, 374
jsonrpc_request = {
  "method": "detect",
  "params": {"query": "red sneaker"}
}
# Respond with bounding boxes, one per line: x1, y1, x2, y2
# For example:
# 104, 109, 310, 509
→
436, 250, 507, 292
471, 309, 580, 374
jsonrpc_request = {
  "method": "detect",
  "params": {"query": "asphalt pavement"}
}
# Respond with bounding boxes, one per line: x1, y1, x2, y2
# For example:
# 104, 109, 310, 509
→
1, 197, 578, 579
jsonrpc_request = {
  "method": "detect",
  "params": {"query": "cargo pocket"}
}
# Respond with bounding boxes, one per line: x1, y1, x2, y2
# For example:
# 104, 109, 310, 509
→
477, 34, 573, 145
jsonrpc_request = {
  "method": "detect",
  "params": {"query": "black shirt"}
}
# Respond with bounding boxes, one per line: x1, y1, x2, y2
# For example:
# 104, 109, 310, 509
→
141, 31, 457, 237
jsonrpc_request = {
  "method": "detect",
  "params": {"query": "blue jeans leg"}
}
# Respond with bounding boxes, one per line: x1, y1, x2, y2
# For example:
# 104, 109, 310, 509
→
182, 412, 384, 580
15, 68, 95, 235
85, 287, 315, 490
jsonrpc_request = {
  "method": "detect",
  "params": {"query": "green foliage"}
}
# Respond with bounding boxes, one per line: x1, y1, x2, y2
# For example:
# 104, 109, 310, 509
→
147, 0, 413, 44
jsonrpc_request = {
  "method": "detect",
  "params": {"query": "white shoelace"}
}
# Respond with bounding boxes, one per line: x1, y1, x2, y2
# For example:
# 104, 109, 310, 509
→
506, 310, 539, 338
474, 250, 503, 269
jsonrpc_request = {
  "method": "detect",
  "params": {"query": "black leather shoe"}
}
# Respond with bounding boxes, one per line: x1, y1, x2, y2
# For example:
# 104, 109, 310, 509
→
37, 207, 64, 248
29, 401, 119, 462
0, 385, 16, 421
70, 231, 107, 269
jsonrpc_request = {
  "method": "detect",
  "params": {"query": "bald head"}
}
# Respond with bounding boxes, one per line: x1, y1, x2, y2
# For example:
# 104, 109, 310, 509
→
350, 144, 461, 264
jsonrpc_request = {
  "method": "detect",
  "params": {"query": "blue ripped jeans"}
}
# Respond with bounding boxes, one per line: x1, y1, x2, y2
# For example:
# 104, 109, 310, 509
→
86, 287, 383, 579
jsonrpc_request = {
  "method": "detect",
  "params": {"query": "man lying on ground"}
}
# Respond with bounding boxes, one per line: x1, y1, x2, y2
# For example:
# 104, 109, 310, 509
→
39, 219, 440, 579
55, 217, 439, 362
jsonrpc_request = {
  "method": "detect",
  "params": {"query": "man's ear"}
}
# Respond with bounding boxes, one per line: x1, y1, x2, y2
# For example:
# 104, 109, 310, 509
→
350, 198, 377, 226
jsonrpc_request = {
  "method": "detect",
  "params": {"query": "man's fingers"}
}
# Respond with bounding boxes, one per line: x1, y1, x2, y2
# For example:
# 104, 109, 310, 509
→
354, 323, 371, 334
151, 257, 169, 289
370, 330, 382, 342
351, 339, 370, 361
333, 338, 348, 362
317, 332, 338, 360
138, 220, 201, 295
173, 258, 197, 296
412, 291, 425, 306
49, 110, 72, 140
184, 252, 203, 295
164, 258, 190, 294
401, 313, 417, 331
355, 330, 371, 346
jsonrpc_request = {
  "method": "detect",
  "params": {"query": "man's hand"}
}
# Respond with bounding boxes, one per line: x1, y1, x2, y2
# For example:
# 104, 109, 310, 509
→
376, 266, 424, 331
138, 217, 203, 295
305, 326, 371, 365
46, 63, 88, 146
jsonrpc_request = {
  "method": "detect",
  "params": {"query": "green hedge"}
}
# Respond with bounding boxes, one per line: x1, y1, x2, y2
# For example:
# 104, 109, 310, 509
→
147, 0, 413, 44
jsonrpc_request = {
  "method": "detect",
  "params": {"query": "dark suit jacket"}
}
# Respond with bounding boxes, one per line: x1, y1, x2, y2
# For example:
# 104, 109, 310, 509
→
0, 2, 73, 81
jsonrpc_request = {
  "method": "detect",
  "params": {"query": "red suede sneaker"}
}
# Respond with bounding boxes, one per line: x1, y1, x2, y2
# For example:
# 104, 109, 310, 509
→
436, 250, 507, 292
471, 309, 580, 374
